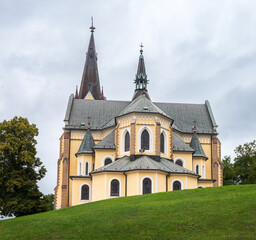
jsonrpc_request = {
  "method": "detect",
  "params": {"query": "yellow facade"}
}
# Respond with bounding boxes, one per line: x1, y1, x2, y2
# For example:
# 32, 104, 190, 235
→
54, 27, 222, 210
55, 109, 221, 209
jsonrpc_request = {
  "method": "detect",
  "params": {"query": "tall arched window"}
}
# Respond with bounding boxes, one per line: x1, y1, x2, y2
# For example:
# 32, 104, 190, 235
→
141, 129, 149, 150
81, 185, 89, 200
160, 132, 165, 153
104, 158, 112, 166
125, 132, 130, 152
85, 162, 89, 176
110, 179, 120, 196
176, 159, 183, 167
196, 165, 199, 175
143, 178, 152, 194
173, 181, 181, 191
202, 165, 205, 178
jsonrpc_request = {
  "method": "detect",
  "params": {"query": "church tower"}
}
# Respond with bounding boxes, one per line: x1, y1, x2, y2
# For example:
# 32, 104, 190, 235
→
132, 44, 150, 101
78, 18, 101, 100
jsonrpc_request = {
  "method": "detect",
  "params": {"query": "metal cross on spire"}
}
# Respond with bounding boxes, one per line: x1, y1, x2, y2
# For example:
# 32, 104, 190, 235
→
90, 17, 95, 33
139, 42, 144, 54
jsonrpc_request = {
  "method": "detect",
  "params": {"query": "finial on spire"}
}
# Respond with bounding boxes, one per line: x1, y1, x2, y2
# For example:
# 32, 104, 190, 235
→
90, 17, 95, 33
75, 85, 79, 99
192, 121, 197, 133
139, 42, 144, 54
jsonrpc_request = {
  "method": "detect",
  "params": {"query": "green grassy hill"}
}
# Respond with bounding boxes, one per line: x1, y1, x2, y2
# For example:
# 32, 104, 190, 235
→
1, 185, 256, 240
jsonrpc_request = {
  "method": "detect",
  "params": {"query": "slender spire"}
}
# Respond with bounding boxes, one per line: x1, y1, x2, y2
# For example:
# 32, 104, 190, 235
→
75, 85, 79, 99
78, 18, 101, 100
100, 86, 105, 100
132, 43, 150, 101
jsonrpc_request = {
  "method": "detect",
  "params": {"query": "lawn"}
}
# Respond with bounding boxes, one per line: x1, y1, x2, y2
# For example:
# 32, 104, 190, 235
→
1, 185, 256, 240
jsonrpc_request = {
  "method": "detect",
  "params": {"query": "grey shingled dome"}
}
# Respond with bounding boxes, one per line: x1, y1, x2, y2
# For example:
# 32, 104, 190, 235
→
173, 133, 194, 152
117, 94, 172, 120
190, 132, 208, 159
92, 155, 198, 176
76, 128, 95, 155
94, 130, 115, 149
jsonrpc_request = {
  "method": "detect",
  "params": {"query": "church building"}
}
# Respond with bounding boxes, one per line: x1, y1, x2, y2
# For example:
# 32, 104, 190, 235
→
54, 23, 222, 209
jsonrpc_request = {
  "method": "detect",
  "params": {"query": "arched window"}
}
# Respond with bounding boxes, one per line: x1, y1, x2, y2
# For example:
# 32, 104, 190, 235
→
196, 165, 199, 175
85, 162, 89, 175
104, 158, 112, 166
160, 132, 165, 153
202, 165, 205, 178
173, 181, 181, 191
141, 129, 149, 150
143, 178, 152, 194
110, 179, 120, 196
125, 132, 130, 152
176, 159, 183, 167
81, 185, 89, 200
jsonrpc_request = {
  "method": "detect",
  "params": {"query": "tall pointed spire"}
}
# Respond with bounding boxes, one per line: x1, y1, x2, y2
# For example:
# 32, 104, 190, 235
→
78, 17, 101, 100
132, 43, 150, 101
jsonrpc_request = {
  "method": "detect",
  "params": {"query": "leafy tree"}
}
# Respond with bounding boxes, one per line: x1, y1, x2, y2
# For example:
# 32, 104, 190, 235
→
222, 156, 235, 185
0, 116, 52, 217
222, 140, 256, 185
233, 140, 256, 184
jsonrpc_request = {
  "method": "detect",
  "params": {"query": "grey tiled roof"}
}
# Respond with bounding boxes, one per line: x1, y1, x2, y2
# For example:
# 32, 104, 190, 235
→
94, 130, 115, 149
173, 133, 194, 152
117, 94, 172, 120
76, 128, 95, 155
190, 132, 208, 159
92, 155, 198, 176
64, 95, 217, 134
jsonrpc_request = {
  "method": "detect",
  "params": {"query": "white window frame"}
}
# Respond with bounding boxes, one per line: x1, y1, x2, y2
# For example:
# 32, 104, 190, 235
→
160, 129, 168, 156
137, 126, 153, 154
109, 177, 121, 197
121, 128, 131, 155
79, 183, 91, 202
85, 161, 89, 176
141, 176, 154, 195
195, 164, 200, 175
171, 179, 183, 191
174, 158, 186, 168
202, 165, 205, 178
102, 156, 114, 167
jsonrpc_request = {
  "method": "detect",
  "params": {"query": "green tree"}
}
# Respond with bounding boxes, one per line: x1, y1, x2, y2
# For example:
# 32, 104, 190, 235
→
222, 155, 235, 185
0, 116, 52, 217
233, 140, 256, 184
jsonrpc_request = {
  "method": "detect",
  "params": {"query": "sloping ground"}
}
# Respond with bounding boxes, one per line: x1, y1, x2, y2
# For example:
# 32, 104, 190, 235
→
1, 185, 256, 240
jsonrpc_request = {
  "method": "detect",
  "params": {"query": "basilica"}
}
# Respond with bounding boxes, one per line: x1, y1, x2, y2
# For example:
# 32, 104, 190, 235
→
54, 23, 222, 209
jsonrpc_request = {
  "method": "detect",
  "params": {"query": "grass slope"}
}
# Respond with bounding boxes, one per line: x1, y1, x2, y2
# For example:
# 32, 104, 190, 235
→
1, 185, 256, 240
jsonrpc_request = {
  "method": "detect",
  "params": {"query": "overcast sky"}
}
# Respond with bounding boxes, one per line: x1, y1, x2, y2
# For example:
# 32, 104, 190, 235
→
1, 0, 256, 195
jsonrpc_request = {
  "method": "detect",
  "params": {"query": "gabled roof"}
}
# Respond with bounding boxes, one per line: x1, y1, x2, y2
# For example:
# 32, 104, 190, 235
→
92, 155, 198, 176
173, 133, 194, 152
64, 96, 217, 134
190, 132, 208, 159
117, 94, 172, 121
76, 128, 95, 155
94, 130, 115, 149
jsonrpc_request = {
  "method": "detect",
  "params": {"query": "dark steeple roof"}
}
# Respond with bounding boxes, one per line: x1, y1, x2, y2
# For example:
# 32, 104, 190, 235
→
189, 124, 208, 159
78, 19, 101, 100
132, 44, 150, 101
76, 128, 95, 155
